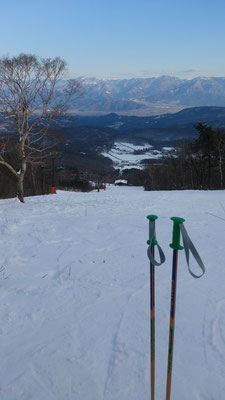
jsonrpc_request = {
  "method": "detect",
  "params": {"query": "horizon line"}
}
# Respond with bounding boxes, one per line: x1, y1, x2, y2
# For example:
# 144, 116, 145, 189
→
72, 74, 225, 81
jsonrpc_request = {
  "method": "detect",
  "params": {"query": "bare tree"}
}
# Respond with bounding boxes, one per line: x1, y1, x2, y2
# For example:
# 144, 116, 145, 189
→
213, 128, 225, 189
0, 54, 81, 202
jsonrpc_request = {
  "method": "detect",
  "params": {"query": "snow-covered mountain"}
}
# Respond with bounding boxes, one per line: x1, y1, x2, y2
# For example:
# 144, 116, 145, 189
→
74, 76, 225, 115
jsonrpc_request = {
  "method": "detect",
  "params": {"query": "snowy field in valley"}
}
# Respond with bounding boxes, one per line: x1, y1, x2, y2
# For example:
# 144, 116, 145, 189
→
101, 142, 174, 170
0, 186, 225, 400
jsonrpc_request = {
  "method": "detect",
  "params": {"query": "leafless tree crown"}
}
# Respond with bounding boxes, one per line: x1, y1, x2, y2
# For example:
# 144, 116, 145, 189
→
0, 53, 82, 201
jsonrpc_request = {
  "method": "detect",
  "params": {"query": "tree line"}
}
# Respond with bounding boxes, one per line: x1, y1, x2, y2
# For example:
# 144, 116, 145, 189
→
130, 124, 225, 191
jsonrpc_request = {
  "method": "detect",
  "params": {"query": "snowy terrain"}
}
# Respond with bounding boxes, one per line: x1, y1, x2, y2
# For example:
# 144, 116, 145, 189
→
0, 186, 225, 400
102, 142, 174, 170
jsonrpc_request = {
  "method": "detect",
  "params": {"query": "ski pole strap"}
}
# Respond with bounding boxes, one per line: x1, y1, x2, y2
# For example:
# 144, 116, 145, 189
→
147, 215, 166, 266
179, 223, 205, 278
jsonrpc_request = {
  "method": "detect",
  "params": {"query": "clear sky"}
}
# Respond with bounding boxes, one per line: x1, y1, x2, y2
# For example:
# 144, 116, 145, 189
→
1, 0, 225, 79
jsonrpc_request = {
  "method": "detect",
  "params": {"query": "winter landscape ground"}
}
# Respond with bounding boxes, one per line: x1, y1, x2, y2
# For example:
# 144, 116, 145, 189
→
0, 186, 225, 400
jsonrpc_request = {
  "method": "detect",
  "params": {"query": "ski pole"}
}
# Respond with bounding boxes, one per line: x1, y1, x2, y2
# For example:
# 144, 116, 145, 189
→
166, 217, 184, 400
147, 215, 165, 400
147, 215, 157, 400
166, 217, 205, 400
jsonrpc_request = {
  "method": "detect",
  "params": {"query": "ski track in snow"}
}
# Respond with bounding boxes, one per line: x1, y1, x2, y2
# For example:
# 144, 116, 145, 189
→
102, 282, 147, 400
203, 297, 225, 374
0, 187, 225, 399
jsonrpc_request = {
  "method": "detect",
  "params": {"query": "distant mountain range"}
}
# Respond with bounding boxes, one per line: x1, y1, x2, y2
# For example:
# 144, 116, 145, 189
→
74, 76, 225, 116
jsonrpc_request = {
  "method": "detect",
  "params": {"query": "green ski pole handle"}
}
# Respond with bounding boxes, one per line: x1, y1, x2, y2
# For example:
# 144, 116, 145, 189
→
147, 215, 165, 266
169, 217, 185, 250
147, 215, 158, 247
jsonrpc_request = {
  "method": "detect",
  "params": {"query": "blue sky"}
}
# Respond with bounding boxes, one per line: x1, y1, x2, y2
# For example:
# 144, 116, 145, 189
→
1, 0, 225, 79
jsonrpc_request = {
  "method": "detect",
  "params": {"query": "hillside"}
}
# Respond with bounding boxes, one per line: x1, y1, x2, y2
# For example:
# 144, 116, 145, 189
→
65, 106, 225, 154
2, 106, 225, 175
73, 106, 225, 131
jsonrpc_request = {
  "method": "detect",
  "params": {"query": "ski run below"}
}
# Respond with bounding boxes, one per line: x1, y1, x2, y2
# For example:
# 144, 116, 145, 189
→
101, 142, 174, 170
0, 185, 224, 400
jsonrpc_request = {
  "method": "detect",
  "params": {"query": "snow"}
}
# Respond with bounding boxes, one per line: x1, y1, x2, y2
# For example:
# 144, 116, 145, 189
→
114, 179, 127, 185
0, 187, 225, 399
106, 122, 124, 129
114, 142, 153, 151
162, 147, 175, 151
118, 164, 143, 171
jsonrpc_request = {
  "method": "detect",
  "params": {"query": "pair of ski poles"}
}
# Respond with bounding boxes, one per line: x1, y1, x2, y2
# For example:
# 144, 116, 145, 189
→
147, 215, 205, 400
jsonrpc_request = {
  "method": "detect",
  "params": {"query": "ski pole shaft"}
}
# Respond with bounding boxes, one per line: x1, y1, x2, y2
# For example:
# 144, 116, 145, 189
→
147, 214, 158, 400
166, 217, 185, 400
150, 245, 155, 400
166, 248, 178, 400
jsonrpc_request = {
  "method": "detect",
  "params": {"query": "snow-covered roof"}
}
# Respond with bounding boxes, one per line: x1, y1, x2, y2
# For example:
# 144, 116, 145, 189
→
114, 179, 128, 185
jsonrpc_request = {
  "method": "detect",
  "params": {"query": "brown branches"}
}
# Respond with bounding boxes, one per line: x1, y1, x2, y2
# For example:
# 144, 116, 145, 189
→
0, 53, 82, 202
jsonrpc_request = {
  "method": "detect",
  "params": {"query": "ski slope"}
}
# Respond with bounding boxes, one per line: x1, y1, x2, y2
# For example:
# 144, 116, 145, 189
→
101, 142, 173, 170
0, 186, 224, 400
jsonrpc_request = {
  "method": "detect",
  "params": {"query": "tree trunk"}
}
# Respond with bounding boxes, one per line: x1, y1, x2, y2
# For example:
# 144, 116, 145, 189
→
218, 153, 223, 189
17, 154, 27, 203
17, 176, 25, 203
31, 165, 37, 195
207, 156, 211, 189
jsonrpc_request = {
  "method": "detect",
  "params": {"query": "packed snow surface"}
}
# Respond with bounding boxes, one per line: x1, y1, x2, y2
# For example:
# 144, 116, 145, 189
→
0, 186, 225, 400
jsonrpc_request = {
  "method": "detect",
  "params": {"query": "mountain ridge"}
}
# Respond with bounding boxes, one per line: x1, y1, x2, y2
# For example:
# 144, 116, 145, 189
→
74, 76, 225, 116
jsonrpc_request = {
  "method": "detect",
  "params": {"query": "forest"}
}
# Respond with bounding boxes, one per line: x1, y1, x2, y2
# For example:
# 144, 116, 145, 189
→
127, 124, 225, 191
1, 123, 225, 198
